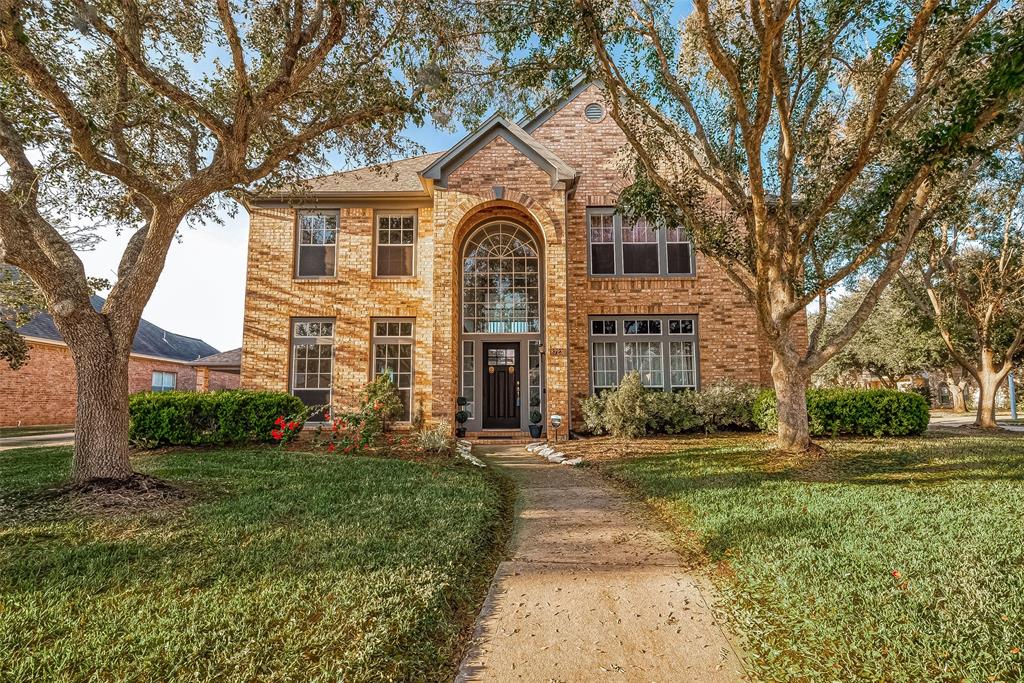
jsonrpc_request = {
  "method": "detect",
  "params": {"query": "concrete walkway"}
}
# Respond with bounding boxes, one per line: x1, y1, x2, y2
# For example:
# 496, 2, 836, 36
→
457, 446, 744, 682
929, 414, 1024, 432
0, 431, 74, 451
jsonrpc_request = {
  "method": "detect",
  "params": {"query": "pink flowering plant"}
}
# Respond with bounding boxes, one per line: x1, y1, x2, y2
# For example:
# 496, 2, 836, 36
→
312, 375, 404, 456
269, 414, 303, 446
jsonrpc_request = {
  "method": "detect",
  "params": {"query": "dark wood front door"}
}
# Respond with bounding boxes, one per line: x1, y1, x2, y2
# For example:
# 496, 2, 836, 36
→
483, 343, 520, 429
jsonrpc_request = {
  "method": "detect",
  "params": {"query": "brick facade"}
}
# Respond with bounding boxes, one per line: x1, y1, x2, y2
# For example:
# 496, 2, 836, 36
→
241, 84, 800, 432
0, 339, 211, 427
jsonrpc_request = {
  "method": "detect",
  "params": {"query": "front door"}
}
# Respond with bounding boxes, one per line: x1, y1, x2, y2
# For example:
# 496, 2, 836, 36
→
483, 342, 520, 429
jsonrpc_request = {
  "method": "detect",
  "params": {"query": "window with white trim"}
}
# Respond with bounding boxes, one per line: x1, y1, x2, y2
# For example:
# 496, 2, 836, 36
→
586, 208, 695, 277
296, 210, 338, 278
588, 315, 699, 392
290, 319, 334, 420
372, 319, 414, 422
151, 371, 176, 392
375, 212, 416, 277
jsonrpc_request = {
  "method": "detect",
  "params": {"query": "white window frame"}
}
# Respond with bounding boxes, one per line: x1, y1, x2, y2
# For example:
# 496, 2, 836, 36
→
371, 318, 415, 423
585, 207, 696, 278
290, 318, 335, 421
151, 371, 177, 392
373, 210, 417, 278
295, 210, 339, 279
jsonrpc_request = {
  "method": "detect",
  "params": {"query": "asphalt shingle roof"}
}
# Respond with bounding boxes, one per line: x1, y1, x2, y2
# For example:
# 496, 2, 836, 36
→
282, 152, 444, 195
16, 295, 219, 362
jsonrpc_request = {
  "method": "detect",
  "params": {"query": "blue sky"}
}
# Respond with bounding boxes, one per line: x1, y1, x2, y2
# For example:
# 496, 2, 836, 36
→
77, 122, 468, 352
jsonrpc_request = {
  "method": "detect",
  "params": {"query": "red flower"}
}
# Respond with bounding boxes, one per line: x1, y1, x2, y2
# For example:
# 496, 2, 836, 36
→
373, 401, 382, 411
344, 444, 354, 454
287, 421, 298, 430
891, 570, 902, 579
271, 429, 283, 441
326, 443, 336, 453
274, 416, 286, 427
323, 412, 331, 422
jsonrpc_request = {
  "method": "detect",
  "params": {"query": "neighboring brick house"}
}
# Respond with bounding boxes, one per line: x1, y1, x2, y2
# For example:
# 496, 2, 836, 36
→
241, 81, 794, 435
1, 295, 235, 427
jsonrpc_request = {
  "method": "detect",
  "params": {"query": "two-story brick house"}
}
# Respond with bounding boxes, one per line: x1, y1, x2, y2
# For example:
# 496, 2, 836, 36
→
240, 82, 777, 435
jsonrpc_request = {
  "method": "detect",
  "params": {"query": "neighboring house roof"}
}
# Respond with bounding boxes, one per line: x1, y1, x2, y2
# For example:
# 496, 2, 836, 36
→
268, 152, 444, 198
192, 347, 242, 368
420, 114, 578, 190
15, 295, 219, 362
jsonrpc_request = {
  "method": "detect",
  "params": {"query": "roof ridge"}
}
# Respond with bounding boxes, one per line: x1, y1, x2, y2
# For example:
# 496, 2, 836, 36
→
304, 150, 444, 183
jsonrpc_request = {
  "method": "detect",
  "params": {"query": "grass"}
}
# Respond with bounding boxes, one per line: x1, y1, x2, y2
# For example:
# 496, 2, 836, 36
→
0, 446, 511, 682
594, 431, 1024, 683
0, 424, 74, 438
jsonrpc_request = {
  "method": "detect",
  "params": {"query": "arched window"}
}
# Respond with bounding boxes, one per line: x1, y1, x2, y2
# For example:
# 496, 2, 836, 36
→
462, 222, 540, 334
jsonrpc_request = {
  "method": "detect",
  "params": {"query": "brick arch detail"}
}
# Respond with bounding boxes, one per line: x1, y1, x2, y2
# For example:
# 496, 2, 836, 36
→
439, 194, 562, 248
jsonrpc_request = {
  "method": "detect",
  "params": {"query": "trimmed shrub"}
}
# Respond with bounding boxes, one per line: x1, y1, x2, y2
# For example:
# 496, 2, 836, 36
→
129, 390, 307, 447
753, 388, 930, 437
579, 374, 759, 437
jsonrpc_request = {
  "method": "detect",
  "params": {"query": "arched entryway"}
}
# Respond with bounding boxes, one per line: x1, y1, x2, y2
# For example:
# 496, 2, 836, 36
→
459, 220, 545, 432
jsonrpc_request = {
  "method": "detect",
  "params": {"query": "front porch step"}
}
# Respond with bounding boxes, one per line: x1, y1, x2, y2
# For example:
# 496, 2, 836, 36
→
464, 430, 537, 445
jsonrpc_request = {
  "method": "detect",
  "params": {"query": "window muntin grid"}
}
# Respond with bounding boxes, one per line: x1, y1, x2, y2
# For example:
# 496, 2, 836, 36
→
462, 341, 475, 418
592, 341, 618, 390
375, 212, 416, 277
290, 318, 334, 420
624, 341, 664, 388
528, 340, 543, 412
296, 210, 338, 278
670, 341, 697, 389
372, 318, 414, 422
462, 222, 540, 334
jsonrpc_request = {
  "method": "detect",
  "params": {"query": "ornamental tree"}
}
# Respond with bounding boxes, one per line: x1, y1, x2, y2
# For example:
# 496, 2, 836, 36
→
0, 0, 484, 483
487, 0, 1024, 452
813, 280, 947, 389
900, 141, 1024, 428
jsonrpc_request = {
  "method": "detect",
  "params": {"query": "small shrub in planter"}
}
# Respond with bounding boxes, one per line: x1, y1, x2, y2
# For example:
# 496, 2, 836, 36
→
753, 387, 929, 437
454, 410, 470, 437
129, 390, 307, 447
528, 409, 543, 438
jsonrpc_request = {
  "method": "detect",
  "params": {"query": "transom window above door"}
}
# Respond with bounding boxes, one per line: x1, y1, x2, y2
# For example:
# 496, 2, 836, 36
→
375, 212, 416, 277
462, 222, 541, 334
586, 208, 695, 277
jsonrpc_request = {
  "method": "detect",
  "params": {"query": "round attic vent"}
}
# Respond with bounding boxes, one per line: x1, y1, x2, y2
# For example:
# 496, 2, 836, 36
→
584, 102, 605, 123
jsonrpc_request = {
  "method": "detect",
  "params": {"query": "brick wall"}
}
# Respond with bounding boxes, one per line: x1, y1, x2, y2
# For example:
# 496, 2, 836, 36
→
0, 340, 198, 427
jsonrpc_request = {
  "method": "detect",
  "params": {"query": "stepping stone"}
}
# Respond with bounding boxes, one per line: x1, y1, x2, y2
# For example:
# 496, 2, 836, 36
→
561, 457, 584, 466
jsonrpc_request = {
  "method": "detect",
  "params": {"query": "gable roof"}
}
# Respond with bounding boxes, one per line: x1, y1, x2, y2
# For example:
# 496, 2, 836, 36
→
420, 114, 577, 190
519, 77, 601, 134
15, 295, 219, 362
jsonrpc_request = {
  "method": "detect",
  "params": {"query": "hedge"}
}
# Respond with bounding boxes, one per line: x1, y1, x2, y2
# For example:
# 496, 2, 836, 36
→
129, 390, 307, 447
753, 388, 930, 437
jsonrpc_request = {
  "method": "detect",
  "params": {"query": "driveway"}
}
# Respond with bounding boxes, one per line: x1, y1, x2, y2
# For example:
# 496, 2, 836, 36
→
457, 446, 744, 682
929, 414, 1024, 432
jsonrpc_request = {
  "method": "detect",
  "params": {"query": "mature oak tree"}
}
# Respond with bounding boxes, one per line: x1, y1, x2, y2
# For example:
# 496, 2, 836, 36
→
487, 0, 1024, 452
813, 280, 947, 390
0, 0, 485, 483
901, 141, 1024, 428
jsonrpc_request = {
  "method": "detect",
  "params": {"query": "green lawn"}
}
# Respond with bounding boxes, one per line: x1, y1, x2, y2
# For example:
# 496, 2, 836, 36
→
0, 446, 510, 682
601, 432, 1024, 683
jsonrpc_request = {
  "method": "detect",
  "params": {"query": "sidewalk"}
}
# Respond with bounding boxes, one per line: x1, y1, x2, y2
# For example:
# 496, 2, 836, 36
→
456, 446, 745, 682
0, 431, 75, 451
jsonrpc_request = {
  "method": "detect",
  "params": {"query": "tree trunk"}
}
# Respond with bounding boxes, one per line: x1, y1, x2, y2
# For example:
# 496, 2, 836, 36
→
948, 382, 967, 413
770, 352, 815, 453
68, 330, 134, 483
974, 350, 1003, 429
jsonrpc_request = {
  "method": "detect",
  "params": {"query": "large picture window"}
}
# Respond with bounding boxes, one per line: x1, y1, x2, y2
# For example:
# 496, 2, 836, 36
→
372, 319, 414, 422
586, 208, 695, 277
290, 318, 334, 420
462, 222, 540, 334
296, 210, 338, 278
588, 315, 698, 392
151, 371, 177, 392
375, 212, 415, 277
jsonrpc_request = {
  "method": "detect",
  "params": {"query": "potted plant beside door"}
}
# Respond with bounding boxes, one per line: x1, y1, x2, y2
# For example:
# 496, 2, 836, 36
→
455, 397, 469, 437
528, 397, 544, 440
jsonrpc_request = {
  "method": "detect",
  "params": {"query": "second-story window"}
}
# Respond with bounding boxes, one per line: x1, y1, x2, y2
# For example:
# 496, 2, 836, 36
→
375, 212, 416, 277
587, 208, 696, 277
296, 210, 338, 278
